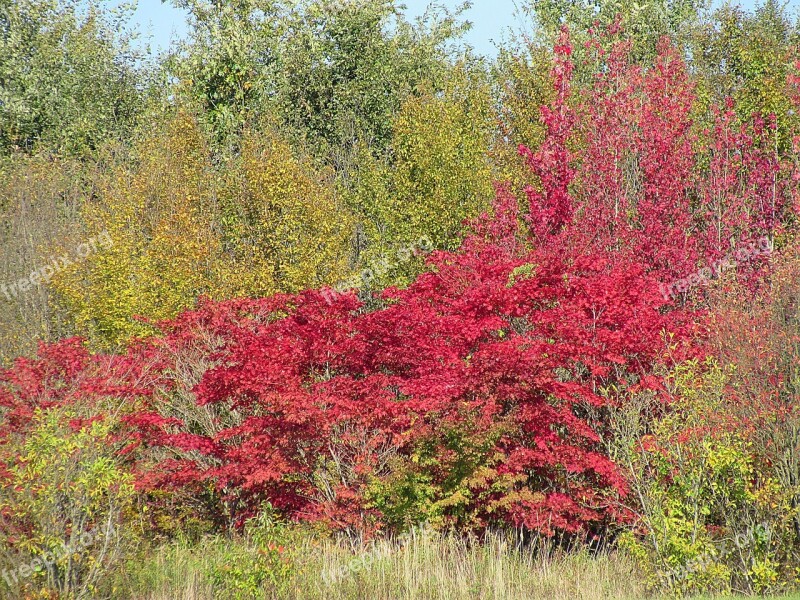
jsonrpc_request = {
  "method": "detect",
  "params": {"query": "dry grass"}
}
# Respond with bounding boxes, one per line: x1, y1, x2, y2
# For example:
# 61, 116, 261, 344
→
300, 530, 647, 600
120, 529, 800, 600
127, 530, 648, 600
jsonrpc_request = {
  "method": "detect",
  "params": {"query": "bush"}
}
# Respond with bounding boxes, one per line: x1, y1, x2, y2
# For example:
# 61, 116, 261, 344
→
0, 407, 136, 599
202, 508, 300, 599
0, 154, 85, 363
110, 506, 304, 600
611, 359, 798, 595
124, 186, 681, 537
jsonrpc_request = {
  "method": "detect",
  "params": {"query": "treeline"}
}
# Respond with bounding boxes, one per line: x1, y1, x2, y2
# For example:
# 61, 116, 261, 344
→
0, 0, 796, 360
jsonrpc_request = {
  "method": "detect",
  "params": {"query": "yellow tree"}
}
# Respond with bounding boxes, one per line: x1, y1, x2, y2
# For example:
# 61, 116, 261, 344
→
492, 40, 554, 197
349, 65, 495, 288
227, 129, 354, 295
50, 112, 353, 349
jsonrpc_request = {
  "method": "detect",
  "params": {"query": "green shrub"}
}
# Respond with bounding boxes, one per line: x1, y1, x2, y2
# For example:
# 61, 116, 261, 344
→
202, 507, 299, 599
0, 408, 136, 599
111, 505, 305, 600
611, 359, 798, 596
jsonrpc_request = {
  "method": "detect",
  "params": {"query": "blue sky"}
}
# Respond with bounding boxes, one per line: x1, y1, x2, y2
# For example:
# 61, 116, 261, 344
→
131, 0, 534, 56
131, 0, 768, 57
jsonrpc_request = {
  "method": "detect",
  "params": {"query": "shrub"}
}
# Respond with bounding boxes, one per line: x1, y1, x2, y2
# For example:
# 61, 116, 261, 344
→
0, 155, 85, 363
0, 407, 136, 599
611, 359, 798, 595
202, 507, 300, 599
705, 242, 800, 581
124, 185, 683, 537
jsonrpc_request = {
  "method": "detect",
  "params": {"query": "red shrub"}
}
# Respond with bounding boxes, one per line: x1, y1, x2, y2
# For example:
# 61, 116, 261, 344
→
0, 337, 149, 497
123, 187, 686, 535
0, 338, 148, 440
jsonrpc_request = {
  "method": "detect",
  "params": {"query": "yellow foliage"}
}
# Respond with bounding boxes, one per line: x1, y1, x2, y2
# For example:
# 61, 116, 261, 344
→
49, 112, 353, 349
349, 66, 495, 287
492, 43, 554, 195
0, 408, 136, 598
228, 129, 354, 295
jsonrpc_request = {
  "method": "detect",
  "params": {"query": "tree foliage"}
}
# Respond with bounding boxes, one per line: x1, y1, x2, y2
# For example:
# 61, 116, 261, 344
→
348, 65, 496, 286
0, 0, 145, 156
170, 0, 470, 156
691, 0, 800, 146
3, 3, 800, 595
48, 112, 353, 349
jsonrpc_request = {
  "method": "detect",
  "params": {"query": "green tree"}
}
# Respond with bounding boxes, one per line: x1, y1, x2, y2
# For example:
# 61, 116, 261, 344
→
0, 0, 146, 156
690, 0, 799, 146
273, 0, 470, 166
170, 0, 470, 161
492, 39, 554, 196
527, 0, 708, 66
166, 0, 285, 141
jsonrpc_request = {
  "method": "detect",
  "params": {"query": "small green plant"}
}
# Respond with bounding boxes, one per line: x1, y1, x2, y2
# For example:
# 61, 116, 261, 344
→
203, 505, 299, 599
0, 407, 136, 599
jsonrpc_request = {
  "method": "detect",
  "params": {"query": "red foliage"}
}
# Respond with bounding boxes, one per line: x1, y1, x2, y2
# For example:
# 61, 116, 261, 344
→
2, 30, 794, 540
520, 26, 576, 238
520, 32, 791, 292
0, 338, 147, 440
0, 337, 148, 490
118, 190, 686, 535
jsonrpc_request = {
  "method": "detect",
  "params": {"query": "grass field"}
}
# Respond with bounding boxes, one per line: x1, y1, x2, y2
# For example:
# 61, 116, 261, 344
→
109, 530, 800, 600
